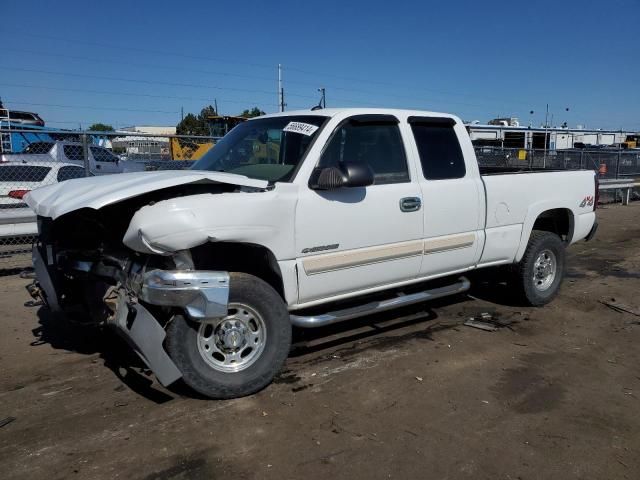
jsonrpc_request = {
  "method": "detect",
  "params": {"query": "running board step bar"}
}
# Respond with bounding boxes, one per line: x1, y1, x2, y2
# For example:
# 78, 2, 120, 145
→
290, 277, 470, 328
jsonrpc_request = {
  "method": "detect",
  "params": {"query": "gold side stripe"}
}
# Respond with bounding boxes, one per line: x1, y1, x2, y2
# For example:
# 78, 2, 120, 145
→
302, 233, 477, 275
423, 233, 476, 254
303, 240, 423, 275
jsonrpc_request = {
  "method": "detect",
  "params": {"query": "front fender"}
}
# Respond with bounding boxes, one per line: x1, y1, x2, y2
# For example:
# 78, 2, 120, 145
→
122, 185, 298, 260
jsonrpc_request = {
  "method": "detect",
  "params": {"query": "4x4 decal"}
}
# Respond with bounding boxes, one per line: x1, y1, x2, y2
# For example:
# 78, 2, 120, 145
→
579, 196, 594, 208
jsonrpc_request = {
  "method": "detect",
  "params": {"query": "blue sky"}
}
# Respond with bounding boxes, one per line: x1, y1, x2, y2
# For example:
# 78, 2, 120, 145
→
2, 0, 638, 130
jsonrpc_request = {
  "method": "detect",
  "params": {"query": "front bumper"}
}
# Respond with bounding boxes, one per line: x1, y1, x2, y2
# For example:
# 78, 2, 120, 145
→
28, 245, 231, 386
140, 269, 230, 321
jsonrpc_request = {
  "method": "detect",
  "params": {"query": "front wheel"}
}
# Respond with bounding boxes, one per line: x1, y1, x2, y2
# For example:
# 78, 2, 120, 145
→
165, 272, 291, 399
512, 231, 566, 306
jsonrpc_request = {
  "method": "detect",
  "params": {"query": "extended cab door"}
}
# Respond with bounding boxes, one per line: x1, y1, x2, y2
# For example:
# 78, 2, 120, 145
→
407, 116, 485, 277
294, 114, 424, 305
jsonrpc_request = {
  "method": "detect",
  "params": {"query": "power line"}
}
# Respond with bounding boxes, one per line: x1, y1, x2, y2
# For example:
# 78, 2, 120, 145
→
5, 66, 318, 100
2, 65, 519, 114
5, 100, 178, 114
7, 48, 279, 84
6, 47, 339, 91
2, 31, 550, 109
1, 29, 276, 71
0, 82, 279, 108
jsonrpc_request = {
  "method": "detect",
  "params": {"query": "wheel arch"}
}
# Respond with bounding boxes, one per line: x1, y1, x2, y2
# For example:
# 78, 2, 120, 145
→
189, 241, 290, 302
515, 207, 575, 262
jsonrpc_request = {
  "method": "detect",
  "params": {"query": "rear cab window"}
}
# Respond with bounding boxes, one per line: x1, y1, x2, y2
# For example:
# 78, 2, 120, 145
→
409, 117, 466, 180
318, 114, 409, 185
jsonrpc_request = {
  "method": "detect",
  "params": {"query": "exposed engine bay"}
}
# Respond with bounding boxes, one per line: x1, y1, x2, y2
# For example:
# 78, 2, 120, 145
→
29, 182, 242, 386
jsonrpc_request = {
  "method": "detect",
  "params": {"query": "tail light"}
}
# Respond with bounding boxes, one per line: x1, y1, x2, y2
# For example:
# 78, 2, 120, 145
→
593, 174, 599, 211
8, 189, 30, 199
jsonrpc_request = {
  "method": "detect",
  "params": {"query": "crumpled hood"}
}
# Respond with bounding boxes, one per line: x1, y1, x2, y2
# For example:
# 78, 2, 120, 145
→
24, 169, 268, 219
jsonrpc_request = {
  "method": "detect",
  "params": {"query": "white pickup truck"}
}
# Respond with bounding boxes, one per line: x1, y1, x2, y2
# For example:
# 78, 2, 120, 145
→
25, 108, 598, 399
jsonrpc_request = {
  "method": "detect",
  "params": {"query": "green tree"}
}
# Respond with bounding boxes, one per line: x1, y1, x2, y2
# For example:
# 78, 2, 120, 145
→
240, 107, 265, 118
88, 123, 114, 131
176, 105, 217, 136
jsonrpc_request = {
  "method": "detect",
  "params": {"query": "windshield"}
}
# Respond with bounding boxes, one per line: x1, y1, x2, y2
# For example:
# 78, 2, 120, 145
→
191, 115, 328, 183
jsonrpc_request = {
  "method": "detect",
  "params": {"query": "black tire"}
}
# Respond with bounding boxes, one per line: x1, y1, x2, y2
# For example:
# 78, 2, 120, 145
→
512, 231, 566, 306
165, 272, 291, 399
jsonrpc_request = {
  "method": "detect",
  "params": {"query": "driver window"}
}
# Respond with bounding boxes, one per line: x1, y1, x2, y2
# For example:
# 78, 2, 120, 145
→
319, 121, 409, 184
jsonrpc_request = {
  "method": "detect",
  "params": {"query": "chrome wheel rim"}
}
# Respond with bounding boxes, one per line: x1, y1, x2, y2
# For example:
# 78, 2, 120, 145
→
197, 303, 267, 373
533, 249, 557, 291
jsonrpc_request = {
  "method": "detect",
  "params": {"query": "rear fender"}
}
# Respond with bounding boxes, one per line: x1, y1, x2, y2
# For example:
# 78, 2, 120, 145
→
515, 204, 576, 262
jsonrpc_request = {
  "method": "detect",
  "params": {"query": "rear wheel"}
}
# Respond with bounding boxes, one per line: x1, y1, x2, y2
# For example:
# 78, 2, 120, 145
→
512, 231, 566, 306
166, 272, 291, 399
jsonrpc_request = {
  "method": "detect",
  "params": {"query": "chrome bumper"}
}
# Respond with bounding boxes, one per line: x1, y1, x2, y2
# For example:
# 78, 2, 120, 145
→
139, 269, 230, 320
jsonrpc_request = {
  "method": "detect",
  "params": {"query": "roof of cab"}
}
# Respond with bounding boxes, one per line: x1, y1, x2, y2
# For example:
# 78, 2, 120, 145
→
258, 107, 459, 121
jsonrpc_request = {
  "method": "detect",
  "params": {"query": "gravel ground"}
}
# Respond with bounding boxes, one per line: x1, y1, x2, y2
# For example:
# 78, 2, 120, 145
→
1, 204, 639, 480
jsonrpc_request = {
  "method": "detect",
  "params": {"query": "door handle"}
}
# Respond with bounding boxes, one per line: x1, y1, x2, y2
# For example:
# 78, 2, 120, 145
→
400, 197, 421, 212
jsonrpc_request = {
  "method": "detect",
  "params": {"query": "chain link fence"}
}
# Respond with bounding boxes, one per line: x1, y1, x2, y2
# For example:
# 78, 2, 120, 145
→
475, 147, 640, 178
1, 130, 638, 271
475, 146, 640, 204
0, 129, 214, 270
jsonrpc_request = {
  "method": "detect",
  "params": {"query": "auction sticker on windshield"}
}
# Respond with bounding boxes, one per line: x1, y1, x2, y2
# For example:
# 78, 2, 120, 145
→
283, 122, 319, 136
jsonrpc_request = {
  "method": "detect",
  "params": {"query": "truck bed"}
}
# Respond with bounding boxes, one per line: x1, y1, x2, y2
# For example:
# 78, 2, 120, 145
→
479, 165, 575, 176
477, 168, 596, 267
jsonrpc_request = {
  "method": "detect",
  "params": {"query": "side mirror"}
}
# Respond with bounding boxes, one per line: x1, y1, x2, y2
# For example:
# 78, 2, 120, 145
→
310, 162, 374, 190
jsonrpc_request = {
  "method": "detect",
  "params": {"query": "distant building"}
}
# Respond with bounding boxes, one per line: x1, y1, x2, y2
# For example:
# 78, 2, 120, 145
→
111, 125, 175, 158
487, 117, 520, 127
119, 125, 176, 135
467, 122, 629, 150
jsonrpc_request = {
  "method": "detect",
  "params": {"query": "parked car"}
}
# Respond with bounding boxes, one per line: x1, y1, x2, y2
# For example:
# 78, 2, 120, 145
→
1, 140, 136, 175
25, 108, 598, 399
0, 161, 85, 242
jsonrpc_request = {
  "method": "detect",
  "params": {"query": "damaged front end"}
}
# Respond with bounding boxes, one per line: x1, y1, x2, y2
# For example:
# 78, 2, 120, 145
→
28, 215, 230, 387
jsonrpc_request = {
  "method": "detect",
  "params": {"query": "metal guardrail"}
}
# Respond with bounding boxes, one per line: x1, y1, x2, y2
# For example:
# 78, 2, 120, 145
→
599, 178, 639, 206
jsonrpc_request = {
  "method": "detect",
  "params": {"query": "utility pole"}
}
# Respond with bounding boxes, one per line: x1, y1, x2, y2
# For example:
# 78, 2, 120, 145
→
181, 106, 184, 121
214, 99, 218, 115
543, 103, 549, 168
278, 64, 285, 112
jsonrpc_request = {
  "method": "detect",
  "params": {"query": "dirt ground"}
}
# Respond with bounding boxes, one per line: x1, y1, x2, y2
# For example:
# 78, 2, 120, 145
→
1, 204, 639, 480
